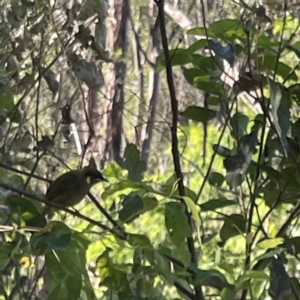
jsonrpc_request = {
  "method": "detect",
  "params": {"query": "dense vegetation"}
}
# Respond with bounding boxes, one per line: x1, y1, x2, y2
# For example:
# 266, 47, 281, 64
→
0, 0, 300, 299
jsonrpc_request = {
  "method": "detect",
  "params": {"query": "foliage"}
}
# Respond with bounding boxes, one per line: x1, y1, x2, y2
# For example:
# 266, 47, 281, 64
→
1, 1, 300, 300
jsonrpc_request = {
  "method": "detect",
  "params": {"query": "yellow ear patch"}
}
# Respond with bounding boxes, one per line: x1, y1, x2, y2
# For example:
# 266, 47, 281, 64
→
86, 176, 91, 185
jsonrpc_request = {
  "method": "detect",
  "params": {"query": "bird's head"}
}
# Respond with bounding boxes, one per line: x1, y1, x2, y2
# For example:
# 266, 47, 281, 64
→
83, 167, 108, 186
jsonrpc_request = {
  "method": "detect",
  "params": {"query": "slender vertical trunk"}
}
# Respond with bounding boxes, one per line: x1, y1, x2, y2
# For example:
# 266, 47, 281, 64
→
105, 0, 130, 162
141, 2, 160, 165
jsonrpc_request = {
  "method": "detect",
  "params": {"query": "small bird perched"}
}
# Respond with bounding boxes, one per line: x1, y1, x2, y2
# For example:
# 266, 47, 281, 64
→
43, 165, 108, 216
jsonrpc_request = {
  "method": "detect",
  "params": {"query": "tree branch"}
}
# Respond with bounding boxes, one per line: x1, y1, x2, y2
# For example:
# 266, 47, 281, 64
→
174, 281, 198, 300
155, 1, 204, 299
0, 181, 127, 240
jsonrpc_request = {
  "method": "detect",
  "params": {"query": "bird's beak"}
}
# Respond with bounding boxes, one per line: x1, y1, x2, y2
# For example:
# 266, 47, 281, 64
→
96, 172, 108, 183
101, 176, 109, 183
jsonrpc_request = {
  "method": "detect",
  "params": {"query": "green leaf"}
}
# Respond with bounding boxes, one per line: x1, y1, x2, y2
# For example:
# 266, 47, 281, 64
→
191, 56, 221, 75
200, 199, 237, 212
153, 250, 172, 279
224, 130, 258, 189
118, 193, 158, 224
188, 27, 214, 37
182, 68, 223, 95
142, 196, 158, 211
208, 172, 225, 187
268, 78, 290, 153
202, 233, 218, 244
5, 196, 39, 218
160, 174, 197, 200
127, 234, 154, 265
288, 44, 300, 59
236, 270, 269, 290
257, 238, 284, 250
220, 214, 246, 242
257, 164, 282, 182
101, 179, 152, 199
195, 269, 232, 291
209, 19, 247, 42
0, 92, 21, 123
182, 196, 201, 233
47, 275, 82, 300
136, 278, 148, 298
171, 240, 191, 269
157, 49, 194, 72
187, 39, 208, 53
165, 202, 192, 246
253, 248, 285, 267
260, 55, 297, 81
188, 19, 247, 43
221, 287, 236, 300
46, 244, 84, 300
119, 193, 143, 223
128, 234, 151, 247
230, 113, 249, 141
31, 222, 73, 254
207, 96, 220, 105
101, 269, 132, 299
122, 144, 146, 181
96, 248, 112, 280
180, 106, 216, 123
0, 91, 14, 111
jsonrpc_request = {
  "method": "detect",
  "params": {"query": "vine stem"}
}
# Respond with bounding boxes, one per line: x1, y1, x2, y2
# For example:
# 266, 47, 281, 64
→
155, 1, 204, 299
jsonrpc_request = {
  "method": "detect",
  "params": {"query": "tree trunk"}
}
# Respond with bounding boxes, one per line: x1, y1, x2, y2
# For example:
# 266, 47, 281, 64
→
141, 2, 160, 165
105, 0, 130, 163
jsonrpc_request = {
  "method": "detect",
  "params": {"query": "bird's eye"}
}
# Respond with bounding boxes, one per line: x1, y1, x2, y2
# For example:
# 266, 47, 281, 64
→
86, 176, 91, 185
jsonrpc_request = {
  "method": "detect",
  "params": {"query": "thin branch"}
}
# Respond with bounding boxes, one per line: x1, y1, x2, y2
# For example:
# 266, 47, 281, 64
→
155, 1, 204, 299
87, 192, 123, 232
174, 281, 197, 300
0, 181, 127, 240
0, 162, 51, 183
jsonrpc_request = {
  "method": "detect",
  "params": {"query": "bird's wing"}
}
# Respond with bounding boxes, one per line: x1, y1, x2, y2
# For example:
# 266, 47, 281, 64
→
45, 170, 81, 201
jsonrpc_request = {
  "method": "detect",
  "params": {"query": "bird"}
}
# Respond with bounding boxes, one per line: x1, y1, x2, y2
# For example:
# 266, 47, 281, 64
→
43, 166, 108, 216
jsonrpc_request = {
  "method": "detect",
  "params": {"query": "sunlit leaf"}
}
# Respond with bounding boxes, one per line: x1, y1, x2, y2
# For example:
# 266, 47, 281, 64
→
128, 234, 151, 247
268, 78, 290, 154
182, 196, 201, 232
209, 19, 247, 42
180, 106, 216, 123
200, 199, 237, 212
165, 202, 192, 246
257, 238, 284, 250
